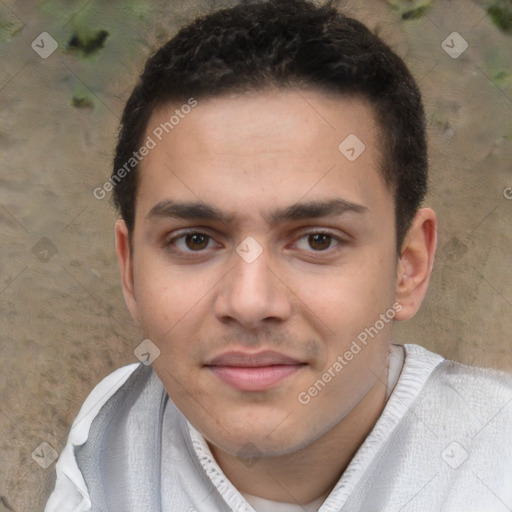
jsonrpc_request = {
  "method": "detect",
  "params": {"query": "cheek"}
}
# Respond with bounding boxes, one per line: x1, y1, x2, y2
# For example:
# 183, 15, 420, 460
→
294, 253, 396, 333
133, 252, 208, 337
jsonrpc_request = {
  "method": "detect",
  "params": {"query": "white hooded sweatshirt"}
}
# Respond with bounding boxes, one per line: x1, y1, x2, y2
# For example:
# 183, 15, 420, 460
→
45, 344, 512, 512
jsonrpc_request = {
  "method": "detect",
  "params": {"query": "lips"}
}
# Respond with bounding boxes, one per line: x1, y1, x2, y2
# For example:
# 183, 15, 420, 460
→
205, 350, 306, 392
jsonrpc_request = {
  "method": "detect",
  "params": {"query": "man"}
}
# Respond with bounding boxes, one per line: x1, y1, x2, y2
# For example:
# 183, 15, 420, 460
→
46, 1, 512, 511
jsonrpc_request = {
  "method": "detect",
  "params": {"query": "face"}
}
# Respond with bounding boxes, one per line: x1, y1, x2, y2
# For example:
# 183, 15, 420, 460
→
117, 89, 409, 457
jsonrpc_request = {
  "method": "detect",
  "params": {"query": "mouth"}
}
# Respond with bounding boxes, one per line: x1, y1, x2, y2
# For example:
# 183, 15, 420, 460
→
204, 351, 307, 392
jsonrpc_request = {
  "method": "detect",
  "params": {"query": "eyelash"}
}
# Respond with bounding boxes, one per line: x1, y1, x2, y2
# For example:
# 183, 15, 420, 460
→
164, 229, 345, 257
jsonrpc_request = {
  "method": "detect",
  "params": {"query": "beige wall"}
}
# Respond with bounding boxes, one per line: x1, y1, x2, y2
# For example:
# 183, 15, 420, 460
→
1, 0, 511, 509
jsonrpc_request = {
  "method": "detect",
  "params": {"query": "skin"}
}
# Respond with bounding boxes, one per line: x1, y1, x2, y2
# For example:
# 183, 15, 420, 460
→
115, 88, 437, 504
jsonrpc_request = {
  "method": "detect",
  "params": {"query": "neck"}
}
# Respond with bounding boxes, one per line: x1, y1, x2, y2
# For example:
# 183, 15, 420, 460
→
209, 365, 389, 505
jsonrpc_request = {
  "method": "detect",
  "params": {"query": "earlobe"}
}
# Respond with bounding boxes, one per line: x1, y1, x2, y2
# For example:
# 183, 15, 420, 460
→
394, 208, 437, 321
115, 219, 140, 325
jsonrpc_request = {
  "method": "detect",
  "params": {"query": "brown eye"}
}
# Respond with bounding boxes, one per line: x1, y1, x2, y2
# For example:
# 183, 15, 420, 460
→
185, 233, 210, 250
308, 233, 333, 251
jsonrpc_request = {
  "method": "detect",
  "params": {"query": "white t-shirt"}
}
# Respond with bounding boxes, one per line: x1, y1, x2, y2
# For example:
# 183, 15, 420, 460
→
45, 343, 512, 512
243, 492, 328, 512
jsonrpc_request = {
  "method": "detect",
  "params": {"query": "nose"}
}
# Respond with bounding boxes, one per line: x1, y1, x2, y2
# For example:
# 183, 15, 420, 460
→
213, 240, 292, 332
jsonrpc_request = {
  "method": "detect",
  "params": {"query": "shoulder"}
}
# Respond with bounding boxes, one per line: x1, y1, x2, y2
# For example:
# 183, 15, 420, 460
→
45, 363, 142, 512
404, 344, 512, 437
403, 343, 512, 398
432, 353, 512, 404
436, 357, 512, 430
68, 363, 142, 445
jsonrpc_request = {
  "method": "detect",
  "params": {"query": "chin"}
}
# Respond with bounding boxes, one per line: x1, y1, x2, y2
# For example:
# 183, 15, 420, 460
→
200, 413, 316, 458
208, 433, 306, 459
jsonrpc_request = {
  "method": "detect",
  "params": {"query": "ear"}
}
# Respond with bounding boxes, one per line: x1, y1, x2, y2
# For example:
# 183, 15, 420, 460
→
115, 219, 140, 325
394, 208, 437, 321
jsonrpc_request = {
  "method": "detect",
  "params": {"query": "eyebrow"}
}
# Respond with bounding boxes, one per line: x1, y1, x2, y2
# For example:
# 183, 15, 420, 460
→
146, 198, 368, 225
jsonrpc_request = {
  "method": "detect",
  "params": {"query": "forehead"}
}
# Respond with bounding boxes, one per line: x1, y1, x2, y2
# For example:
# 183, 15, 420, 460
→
148, 88, 380, 155
135, 89, 389, 225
